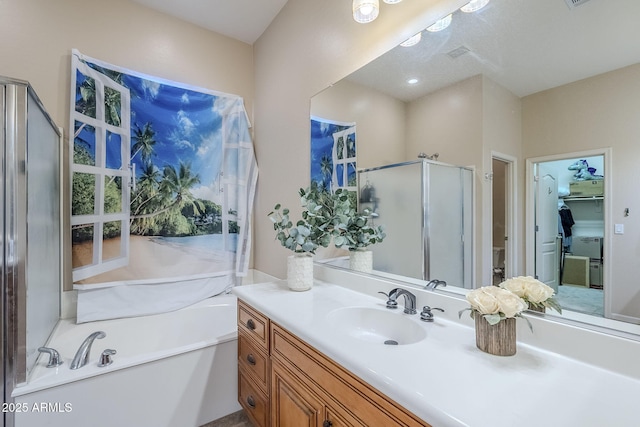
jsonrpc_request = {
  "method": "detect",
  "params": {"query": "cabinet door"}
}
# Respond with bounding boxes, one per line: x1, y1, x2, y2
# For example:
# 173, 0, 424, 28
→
272, 361, 325, 427
239, 372, 269, 427
324, 407, 363, 427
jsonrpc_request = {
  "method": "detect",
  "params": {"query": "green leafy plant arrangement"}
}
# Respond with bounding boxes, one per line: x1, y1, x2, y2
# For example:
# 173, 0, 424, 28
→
268, 183, 386, 253
332, 198, 386, 251
268, 184, 333, 254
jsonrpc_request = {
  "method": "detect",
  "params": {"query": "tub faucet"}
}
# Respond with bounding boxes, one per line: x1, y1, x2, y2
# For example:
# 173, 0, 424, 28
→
425, 279, 447, 291
379, 288, 417, 314
70, 331, 106, 370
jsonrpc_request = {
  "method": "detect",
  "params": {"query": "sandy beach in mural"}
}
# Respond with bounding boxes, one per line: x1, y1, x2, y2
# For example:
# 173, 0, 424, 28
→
72, 235, 235, 285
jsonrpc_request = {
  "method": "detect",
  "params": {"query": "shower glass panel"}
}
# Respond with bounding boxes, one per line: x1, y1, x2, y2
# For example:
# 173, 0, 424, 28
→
360, 162, 424, 279
427, 164, 465, 286
25, 88, 62, 376
2, 77, 61, 411
358, 160, 473, 288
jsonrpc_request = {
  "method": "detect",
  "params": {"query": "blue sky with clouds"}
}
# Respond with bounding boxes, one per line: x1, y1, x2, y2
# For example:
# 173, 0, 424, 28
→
123, 73, 223, 201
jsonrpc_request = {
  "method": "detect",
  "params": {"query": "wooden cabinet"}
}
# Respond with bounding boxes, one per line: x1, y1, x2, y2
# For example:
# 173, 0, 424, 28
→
238, 300, 270, 427
237, 299, 430, 427
271, 360, 325, 427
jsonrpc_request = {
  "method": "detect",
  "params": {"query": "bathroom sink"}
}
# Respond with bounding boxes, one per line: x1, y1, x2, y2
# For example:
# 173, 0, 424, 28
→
326, 307, 427, 345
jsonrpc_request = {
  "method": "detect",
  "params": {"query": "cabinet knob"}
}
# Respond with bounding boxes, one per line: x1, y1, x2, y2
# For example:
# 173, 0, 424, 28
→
247, 395, 256, 408
323, 421, 333, 427
246, 319, 256, 330
246, 353, 256, 365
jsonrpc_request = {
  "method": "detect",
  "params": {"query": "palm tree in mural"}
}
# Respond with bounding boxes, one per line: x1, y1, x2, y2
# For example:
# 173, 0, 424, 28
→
75, 76, 96, 120
74, 66, 124, 137
320, 154, 332, 183
130, 161, 162, 234
336, 136, 345, 160
131, 123, 157, 163
104, 87, 122, 127
159, 162, 204, 215
130, 161, 203, 221
346, 133, 356, 158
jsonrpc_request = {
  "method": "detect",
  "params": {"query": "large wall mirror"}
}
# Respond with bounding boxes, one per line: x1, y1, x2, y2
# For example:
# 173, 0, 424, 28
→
311, 0, 640, 336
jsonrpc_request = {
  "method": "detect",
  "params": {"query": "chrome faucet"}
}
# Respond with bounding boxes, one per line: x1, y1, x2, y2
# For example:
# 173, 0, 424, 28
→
38, 347, 64, 368
379, 288, 417, 314
70, 331, 106, 370
425, 279, 447, 291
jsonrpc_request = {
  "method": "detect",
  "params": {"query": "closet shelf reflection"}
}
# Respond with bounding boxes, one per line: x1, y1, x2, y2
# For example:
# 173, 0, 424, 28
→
562, 196, 604, 201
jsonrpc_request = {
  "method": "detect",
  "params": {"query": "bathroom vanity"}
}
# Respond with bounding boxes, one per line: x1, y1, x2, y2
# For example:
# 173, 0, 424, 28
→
233, 275, 640, 427
237, 299, 428, 427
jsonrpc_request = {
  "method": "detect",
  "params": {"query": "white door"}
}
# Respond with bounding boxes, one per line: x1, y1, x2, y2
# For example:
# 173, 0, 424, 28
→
535, 173, 559, 291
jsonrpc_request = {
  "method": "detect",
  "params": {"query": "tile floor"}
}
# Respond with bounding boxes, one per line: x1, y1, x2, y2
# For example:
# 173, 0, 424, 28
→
201, 410, 252, 427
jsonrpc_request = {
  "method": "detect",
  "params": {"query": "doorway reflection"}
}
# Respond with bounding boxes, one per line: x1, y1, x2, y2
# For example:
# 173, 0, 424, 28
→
534, 155, 604, 317
492, 158, 508, 285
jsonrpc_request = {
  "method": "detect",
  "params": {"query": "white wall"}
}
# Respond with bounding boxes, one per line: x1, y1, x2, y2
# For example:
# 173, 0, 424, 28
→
311, 79, 407, 168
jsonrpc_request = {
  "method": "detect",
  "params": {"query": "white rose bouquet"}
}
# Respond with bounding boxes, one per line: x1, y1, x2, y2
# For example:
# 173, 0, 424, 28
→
499, 276, 562, 313
459, 286, 531, 329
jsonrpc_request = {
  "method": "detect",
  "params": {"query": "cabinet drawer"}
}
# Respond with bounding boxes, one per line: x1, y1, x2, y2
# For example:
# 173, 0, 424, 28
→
239, 334, 269, 391
239, 372, 269, 427
238, 300, 269, 350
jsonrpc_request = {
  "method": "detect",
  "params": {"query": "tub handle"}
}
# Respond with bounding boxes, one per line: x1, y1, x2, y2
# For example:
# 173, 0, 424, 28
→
98, 349, 117, 367
246, 353, 256, 365
246, 395, 256, 409
246, 319, 256, 330
38, 347, 64, 368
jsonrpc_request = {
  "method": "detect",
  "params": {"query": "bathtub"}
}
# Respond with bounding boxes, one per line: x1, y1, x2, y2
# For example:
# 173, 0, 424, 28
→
12, 294, 241, 427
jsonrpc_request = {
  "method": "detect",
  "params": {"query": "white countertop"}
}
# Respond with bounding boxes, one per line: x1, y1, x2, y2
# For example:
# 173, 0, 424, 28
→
233, 280, 640, 427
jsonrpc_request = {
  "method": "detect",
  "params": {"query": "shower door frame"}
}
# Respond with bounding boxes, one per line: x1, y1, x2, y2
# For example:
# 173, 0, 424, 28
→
358, 159, 474, 287
1, 78, 62, 427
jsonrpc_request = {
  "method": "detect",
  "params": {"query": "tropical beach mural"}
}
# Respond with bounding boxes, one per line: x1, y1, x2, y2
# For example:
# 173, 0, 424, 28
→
71, 50, 256, 286
310, 116, 357, 192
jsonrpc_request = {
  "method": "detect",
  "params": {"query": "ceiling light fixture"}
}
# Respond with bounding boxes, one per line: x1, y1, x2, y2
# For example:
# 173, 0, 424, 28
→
426, 14, 452, 32
460, 0, 490, 13
353, 0, 380, 23
383, 0, 403, 4
407, 78, 419, 84
400, 32, 422, 47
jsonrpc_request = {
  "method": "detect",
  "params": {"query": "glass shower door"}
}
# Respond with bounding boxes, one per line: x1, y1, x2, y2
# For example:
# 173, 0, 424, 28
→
361, 162, 424, 280
426, 163, 473, 288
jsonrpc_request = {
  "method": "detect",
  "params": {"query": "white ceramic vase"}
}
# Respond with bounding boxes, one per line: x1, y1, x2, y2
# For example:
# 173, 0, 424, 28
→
287, 253, 314, 291
349, 249, 373, 274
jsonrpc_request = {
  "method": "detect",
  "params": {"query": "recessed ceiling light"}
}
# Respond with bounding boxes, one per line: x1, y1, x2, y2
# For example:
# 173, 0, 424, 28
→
460, 0, 490, 13
426, 14, 452, 32
383, 0, 403, 3
400, 32, 422, 47
353, 0, 380, 24
407, 78, 419, 84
